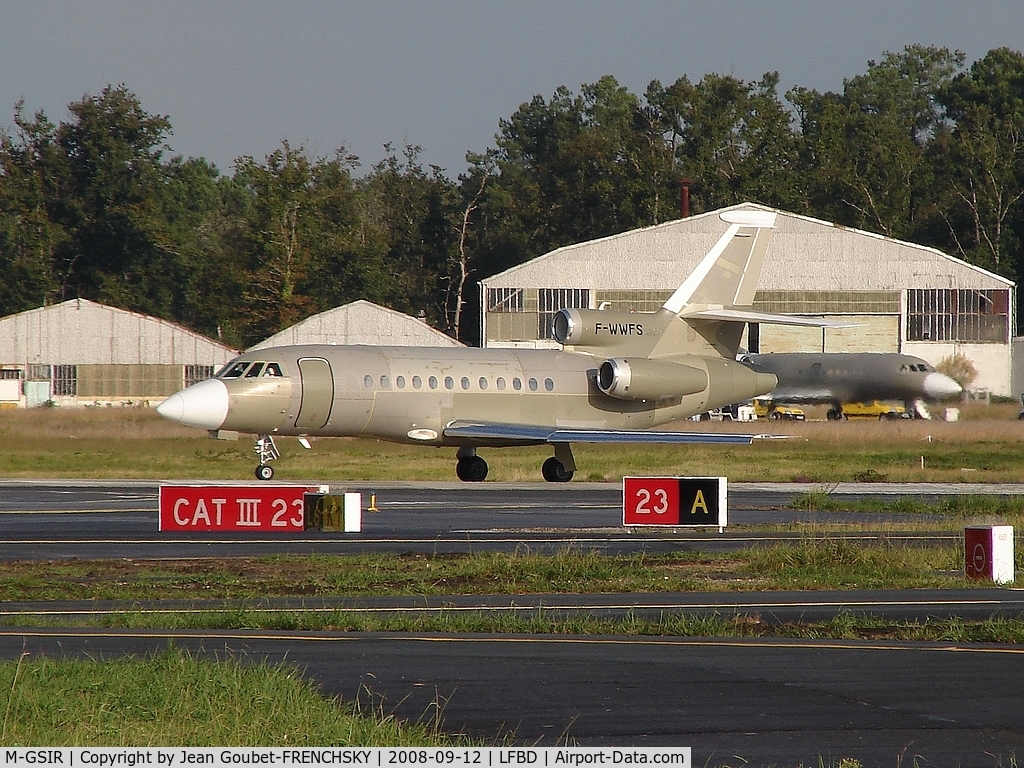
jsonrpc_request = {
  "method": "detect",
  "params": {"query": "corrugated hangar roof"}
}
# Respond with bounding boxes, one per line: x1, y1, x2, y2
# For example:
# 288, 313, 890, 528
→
484, 203, 1013, 291
248, 300, 463, 350
0, 299, 237, 365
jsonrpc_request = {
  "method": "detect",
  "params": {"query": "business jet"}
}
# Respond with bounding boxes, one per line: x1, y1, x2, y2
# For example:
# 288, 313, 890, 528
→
157, 210, 841, 481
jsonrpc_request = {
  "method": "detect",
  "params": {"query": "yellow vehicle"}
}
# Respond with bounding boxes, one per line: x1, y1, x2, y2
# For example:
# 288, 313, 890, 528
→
752, 399, 805, 421
840, 401, 909, 420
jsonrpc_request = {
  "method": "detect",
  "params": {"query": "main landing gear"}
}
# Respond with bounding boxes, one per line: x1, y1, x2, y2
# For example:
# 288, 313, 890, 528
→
454, 443, 576, 483
254, 434, 280, 481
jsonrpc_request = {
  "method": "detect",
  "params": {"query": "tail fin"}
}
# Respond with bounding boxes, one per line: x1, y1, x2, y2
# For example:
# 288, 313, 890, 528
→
662, 210, 776, 314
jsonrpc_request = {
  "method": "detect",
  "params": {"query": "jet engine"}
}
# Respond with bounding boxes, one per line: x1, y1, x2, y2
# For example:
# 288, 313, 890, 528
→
597, 358, 708, 401
553, 308, 657, 347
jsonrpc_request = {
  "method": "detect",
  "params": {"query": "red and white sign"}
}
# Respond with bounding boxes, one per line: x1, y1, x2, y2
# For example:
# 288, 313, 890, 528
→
159, 485, 315, 532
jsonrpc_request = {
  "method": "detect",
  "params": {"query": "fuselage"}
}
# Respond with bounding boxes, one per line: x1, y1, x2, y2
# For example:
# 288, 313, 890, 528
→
740, 352, 962, 406
161, 344, 776, 446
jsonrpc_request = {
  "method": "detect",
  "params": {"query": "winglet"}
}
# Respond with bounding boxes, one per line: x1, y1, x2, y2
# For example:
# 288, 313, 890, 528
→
662, 210, 776, 314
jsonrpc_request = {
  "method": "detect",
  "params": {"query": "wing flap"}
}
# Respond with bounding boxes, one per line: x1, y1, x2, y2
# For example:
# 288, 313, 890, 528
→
443, 420, 763, 446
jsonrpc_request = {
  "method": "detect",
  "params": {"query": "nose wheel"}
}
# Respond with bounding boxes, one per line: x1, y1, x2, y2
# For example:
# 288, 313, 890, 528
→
254, 434, 280, 481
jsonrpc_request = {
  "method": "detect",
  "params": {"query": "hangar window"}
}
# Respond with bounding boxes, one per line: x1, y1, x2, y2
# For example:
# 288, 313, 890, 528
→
185, 365, 215, 386
538, 289, 590, 340
907, 289, 1009, 343
488, 288, 523, 313
53, 365, 77, 396
0, 369, 23, 380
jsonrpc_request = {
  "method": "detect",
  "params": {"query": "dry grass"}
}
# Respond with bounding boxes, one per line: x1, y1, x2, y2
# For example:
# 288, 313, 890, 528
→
2, 404, 1024, 482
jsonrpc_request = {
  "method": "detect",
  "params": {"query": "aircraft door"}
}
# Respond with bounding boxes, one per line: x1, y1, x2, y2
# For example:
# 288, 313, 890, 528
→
296, 358, 334, 430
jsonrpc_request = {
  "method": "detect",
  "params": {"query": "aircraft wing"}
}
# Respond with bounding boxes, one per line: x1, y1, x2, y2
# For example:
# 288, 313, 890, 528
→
684, 308, 860, 327
443, 421, 762, 445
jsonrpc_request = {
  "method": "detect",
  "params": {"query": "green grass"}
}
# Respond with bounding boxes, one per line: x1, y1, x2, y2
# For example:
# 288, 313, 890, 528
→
0, 546, 1003, 603
0, 648, 471, 746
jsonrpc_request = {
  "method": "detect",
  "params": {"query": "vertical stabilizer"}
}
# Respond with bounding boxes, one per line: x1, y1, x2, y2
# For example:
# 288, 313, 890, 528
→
662, 210, 777, 314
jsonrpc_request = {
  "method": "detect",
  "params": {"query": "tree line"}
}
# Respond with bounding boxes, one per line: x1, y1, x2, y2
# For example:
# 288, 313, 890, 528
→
2, 44, 1023, 348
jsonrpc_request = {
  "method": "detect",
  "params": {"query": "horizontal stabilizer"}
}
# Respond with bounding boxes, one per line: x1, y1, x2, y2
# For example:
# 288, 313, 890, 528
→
684, 308, 861, 328
443, 420, 767, 446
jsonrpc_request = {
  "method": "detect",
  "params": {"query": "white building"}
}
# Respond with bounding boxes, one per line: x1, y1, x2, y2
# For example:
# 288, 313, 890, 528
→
480, 203, 1016, 396
249, 300, 463, 350
0, 299, 237, 407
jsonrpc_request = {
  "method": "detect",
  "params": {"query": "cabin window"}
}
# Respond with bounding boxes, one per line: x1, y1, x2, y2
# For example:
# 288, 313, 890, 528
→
479, 377, 488, 390
496, 377, 506, 391
263, 363, 283, 377
461, 376, 470, 390
528, 378, 538, 391
513, 378, 522, 391
396, 375, 406, 389
222, 361, 250, 379
544, 378, 554, 391
244, 363, 265, 378
444, 376, 454, 390
363, 375, 373, 389
412, 375, 421, 389
429, 376, 438, 389
380, 375, 390, 389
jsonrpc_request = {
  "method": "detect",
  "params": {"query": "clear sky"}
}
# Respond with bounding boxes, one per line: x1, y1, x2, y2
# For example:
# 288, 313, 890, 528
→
3, 1, 1022, 178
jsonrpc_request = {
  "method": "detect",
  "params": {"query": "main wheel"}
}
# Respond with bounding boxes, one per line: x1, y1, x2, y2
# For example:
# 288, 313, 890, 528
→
255, 464, 274, 481
542, 456, 574, 483
456, 455, 488, 482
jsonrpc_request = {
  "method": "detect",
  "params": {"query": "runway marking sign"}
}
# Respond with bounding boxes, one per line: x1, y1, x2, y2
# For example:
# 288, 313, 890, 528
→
158, 485, 316, 532
623, 476, 726, 527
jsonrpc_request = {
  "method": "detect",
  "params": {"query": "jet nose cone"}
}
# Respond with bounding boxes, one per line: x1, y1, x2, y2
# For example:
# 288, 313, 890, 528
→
923, 372, 962, 400
156, 378, 229, 430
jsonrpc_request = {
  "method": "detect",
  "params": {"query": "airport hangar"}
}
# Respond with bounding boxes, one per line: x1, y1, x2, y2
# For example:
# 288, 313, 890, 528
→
0, 298, 460, 408
480, 202, 1019, 397
0, 298, 238, 408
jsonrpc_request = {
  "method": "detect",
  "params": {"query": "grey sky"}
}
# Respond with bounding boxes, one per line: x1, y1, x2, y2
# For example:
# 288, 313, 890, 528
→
3, 2, 1022, 177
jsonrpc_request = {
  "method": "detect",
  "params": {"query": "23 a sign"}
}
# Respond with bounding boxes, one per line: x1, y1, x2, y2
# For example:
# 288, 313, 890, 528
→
622, 477, 727, 527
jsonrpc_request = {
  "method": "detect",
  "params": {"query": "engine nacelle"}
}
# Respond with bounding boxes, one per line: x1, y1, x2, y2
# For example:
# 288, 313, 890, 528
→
553, 308, 655, 347
597, 357, 709, 401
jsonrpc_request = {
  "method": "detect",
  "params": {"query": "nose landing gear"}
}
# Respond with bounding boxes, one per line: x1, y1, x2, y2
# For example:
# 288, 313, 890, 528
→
254, 434, 280, 481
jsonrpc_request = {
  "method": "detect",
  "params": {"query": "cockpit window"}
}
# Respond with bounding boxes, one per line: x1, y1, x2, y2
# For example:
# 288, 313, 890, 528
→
244, 362, 265, 378
222, 361, 251, 379
263, 362, 283, 377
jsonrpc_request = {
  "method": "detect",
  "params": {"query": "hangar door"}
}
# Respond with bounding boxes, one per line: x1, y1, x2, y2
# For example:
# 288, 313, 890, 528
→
759, 315, 900, 353
296, 358, 334, 430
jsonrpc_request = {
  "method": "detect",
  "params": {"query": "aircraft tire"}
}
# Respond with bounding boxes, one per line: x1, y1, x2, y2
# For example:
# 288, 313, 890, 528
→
456, 456, 488, 482
255, 464, 274, 481
542, 456, 574, 483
